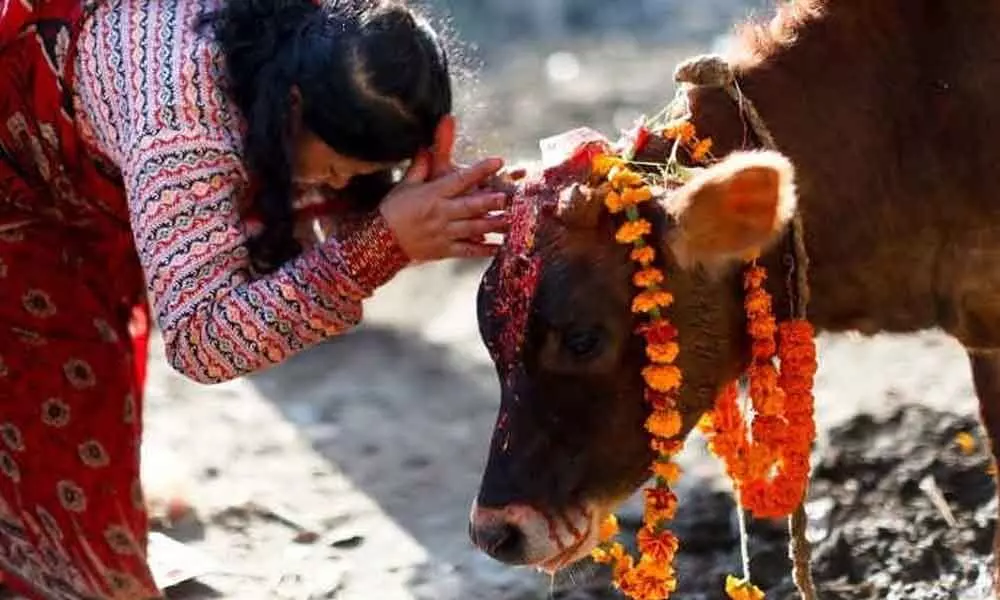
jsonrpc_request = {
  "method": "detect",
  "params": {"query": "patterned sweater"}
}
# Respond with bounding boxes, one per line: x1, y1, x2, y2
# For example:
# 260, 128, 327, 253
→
72, 0, 409, 383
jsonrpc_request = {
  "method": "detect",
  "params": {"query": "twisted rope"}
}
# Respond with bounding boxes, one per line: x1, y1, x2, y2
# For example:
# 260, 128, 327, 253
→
674, 53, 818, 600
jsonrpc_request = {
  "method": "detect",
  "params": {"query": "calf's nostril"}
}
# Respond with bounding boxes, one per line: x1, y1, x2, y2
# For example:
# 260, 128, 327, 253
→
472, 521, 527, 565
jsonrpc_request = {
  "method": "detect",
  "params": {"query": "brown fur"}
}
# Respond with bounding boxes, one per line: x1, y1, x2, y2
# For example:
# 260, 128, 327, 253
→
735, 0, 824, 61
473, 0, 1000, 580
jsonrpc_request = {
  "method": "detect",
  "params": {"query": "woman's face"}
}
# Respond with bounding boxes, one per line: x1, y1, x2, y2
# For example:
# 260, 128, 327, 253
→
292, 129, 395, 190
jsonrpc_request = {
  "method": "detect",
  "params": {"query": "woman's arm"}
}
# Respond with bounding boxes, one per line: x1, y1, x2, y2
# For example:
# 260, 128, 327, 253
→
124, 131, 406, 383
73, 0, 407, 383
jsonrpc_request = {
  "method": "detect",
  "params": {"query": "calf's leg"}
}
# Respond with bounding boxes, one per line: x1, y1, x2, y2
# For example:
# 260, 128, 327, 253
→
967, 349, 1000, 596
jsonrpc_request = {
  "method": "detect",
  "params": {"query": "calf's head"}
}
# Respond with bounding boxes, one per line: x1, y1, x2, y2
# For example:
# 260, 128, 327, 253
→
470, 146, 797, 571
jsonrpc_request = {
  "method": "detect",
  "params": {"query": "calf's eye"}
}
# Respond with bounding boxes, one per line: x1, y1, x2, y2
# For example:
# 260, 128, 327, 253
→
562, 327, 604, 360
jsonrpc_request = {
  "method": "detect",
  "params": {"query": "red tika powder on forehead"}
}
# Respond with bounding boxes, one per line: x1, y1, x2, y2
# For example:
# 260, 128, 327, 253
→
486, 128, 612, 375
489, 197, 541, 370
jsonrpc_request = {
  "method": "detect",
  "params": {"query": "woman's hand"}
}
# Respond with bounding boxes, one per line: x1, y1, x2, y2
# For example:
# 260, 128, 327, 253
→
379, 151, 509, 260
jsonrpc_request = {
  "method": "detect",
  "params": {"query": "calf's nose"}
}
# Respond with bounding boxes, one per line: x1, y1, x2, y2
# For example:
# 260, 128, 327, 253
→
469, 504, 529, 565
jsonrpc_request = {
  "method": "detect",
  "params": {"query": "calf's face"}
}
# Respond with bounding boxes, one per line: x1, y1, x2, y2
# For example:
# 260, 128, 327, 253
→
470, 150, 797, 572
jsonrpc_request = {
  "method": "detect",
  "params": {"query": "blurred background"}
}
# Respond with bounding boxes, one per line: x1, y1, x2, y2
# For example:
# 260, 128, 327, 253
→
140, 1, 992, 599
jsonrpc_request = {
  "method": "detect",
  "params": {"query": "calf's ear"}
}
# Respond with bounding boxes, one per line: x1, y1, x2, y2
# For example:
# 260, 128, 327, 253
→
663, 150, 796, 268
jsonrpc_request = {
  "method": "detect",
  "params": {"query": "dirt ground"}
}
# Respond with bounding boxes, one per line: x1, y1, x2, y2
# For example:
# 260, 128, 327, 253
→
136, 259, 994, 600
128, 39, 995, 600
138, 260, 997, 600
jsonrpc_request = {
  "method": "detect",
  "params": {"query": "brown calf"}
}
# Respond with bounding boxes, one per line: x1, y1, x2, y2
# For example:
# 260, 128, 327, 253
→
468, 0, 1000, 588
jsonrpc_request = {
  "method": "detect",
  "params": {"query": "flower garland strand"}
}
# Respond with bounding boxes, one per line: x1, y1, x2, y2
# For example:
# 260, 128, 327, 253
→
584, 111, 817, 599
586, 117, 718, 600
696, 269, 817, 599
588, 148, 684, 600
697, 268, 818, 519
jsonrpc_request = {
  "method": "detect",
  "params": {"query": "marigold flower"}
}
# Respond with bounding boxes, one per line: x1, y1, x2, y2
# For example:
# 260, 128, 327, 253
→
744, 265, 767, 290
622, 186, 654, 207
610, 167, 645, 190
739, 483, 774, 517
750, 415, 788, 447
632, 290, 674, 313
744, 444, 779, 482
645, 409, 682, 439
783, 418, 817, 449
749, 364, 785, 416
599, 514, 620, 542
691, 138, 714, 162
636, 554, 674, 579
592, 154, 625, 179
591, 546, 613, 564
616, 219, 652, 244
703, 325, 817, 518
779, 349, 817, 371
744, 288, 772, 317
637, 528, 679, 563
778, 318, 814, 340
605, 190, 627, 214
708, 383, 744, 432
696, 410, 715, 432
612, 552, 635, 581
955, 432, 976, 455
751, 338, 777, 361
631, 246, 656, 266
609, 542, 627, 562
644, 487, 678, 523
662, 120, 696, 143
642, 364, 682, 393
725, 575, 765, 600
633, 267, 664, 288
646, 342, 679, 364
748, 315, 777, 340
638, 321, 678, 345
651, 437, 684, 457
653, 460, 682, 483
755, 389, 786, 417
618, 555, 677, 600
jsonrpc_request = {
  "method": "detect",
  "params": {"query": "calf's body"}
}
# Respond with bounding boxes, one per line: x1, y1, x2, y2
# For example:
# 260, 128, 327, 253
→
470, 0, 1000, 587
699, 0, 1000, 345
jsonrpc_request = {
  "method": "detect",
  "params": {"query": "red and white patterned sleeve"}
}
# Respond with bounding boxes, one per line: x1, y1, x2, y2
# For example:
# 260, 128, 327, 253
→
72, 0, 409, 383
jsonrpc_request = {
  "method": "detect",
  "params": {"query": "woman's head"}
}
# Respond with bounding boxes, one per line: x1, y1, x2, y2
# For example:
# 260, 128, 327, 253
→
201, 0, 453, 270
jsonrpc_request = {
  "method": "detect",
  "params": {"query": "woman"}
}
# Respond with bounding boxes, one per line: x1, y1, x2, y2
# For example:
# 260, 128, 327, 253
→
0, 0, 510, 597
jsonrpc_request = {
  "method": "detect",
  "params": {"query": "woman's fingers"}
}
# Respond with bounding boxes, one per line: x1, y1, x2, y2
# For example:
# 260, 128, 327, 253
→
473, 166, 528, 200
431, 158, 504, 196
503, 167, 527, 181
379, 153, 514, 263
444, 192, 508, 221
446, 216, 508, 240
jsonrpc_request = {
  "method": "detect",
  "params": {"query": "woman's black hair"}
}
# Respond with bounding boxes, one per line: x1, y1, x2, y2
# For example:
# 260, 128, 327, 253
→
199, 0, 452, 272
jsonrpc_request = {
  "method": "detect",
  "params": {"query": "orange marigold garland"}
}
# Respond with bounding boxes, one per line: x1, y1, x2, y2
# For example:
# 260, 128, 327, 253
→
698, 267, 817, 519
588, 134, 683, 600
585, 111, 817, 600
697, 268, 817, 599
587, 113, 725, 599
